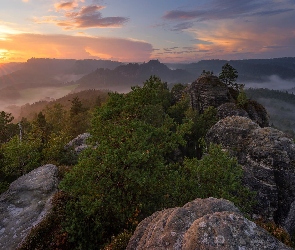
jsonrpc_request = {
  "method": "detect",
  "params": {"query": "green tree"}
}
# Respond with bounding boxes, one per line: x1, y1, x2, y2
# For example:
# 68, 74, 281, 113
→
237, 86, 248, 107
177, 144, 255, 214
1, 135, 41, 178
60, 77, 185, 248
68, 97, 90, 137
44, 103, 67, 134
0, 111, 18, 143
219, 63, 238, 89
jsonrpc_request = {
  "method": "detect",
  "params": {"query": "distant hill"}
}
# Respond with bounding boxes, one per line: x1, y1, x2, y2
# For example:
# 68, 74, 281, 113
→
0, 62, 24, 77
75, 60, 193, 92
16, 89, 109, 121
0, 58, 123, 90
245, 88, 295, 135
166, 57, 295, 83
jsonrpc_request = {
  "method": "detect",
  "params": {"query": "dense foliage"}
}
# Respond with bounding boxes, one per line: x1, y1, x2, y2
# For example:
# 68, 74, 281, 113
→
0, 92, 103, 193
59, 76, 254, 249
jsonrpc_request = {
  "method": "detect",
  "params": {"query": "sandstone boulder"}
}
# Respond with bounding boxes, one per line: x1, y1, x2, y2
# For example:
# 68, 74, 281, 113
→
206, 116, 295, 234
187, 74, 232, 113
127, 198, 291, 250
0, 164, 58, 250
217, 103, 249, 120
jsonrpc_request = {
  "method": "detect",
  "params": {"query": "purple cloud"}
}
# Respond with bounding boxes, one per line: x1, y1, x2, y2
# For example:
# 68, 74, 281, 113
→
52, 4, 129, 29
163, 0, 294, 22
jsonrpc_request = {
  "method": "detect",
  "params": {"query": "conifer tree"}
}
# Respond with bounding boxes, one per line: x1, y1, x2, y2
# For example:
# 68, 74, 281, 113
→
219, 63, 238, 89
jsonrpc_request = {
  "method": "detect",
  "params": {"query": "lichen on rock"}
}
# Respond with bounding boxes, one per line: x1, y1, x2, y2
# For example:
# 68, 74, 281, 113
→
127, 198, 292, 250
0, 164, 58, 250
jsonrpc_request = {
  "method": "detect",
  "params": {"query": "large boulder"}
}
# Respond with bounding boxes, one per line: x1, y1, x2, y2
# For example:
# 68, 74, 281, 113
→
217, 103, 249, 120
0, 164, 58, 250
127, 198, 291, 250
206, 116, 295, 234
187, 74, 232, 113
217, 100, 269, 128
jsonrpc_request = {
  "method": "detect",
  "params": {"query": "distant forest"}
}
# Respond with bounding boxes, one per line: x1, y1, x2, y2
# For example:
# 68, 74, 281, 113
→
246, 88, 295, 135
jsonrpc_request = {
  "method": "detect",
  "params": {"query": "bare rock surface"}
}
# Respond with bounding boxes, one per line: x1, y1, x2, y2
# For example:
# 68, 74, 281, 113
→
0, 164, 58, 250
217, 103, 249, 120
127, 198, 291, 250
65, 132, 90, 154
244, 100, 269, 127
187, 75, 269, 127
206, 116, 295, 234
187, 74, 232, 113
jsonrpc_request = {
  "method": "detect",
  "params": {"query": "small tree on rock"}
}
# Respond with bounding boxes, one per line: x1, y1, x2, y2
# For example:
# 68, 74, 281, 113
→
219, 63, 238, 89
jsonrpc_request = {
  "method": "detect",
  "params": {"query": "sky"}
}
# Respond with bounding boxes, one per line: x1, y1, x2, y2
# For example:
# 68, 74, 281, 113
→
0, 0, 294, 63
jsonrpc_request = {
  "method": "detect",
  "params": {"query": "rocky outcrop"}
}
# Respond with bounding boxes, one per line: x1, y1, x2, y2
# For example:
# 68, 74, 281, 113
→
244, 99, 269, 127
206, 116, 295, 235
0, 164, 58, 250
65, 132, 90, 154
127, 198, 291, 250
217, 103, 249, 120
187, 74, 232, 113
187, 74, 269, 127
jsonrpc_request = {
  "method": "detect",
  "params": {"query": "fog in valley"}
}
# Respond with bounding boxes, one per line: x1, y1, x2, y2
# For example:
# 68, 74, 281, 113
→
0, 85, 78, 119
244, 75, 295, 92
1, 58, 295, 136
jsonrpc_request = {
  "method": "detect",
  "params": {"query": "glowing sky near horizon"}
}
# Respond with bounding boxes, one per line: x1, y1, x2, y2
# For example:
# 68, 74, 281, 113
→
0, 0, 294, 63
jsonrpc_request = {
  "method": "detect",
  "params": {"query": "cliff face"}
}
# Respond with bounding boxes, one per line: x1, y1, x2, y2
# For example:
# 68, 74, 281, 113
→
206, 116, 295, 235
186, 74, 269, 127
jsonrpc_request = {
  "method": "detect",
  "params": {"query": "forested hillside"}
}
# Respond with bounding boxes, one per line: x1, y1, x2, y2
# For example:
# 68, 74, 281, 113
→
167, 57, 295, 82
246, 88, 295, 135
16, 89, 108, 121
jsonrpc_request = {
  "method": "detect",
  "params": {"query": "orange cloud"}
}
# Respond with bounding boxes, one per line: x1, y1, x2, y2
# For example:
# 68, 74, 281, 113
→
0, 33, 153, 63
176, 16, 295, 61
55, 1, 77, 11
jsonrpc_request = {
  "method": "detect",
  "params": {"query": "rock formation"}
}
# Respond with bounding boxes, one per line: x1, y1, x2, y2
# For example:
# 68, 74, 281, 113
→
187, 74, 269, 127
127, 198, 292, 250
64, 132, 90, 154
0, 164, 58, 250
187, 74, 232, 113
206, 116, 295, 235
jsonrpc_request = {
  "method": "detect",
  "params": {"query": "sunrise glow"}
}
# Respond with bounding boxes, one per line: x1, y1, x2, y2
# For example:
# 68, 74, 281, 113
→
0, 0, 294, 63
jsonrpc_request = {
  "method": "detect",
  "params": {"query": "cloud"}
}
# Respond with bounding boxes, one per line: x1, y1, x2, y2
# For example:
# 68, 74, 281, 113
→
0, 33, 153, 62
157, 0, 295, 62
171, 22, 194, 31
22, 0, 29, 2
55, 1, 77, 11
38, 3, 128, 29
163, 0, 294, 22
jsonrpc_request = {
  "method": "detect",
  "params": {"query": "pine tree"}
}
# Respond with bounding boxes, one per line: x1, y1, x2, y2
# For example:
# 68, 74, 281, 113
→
219, 63, 238, 89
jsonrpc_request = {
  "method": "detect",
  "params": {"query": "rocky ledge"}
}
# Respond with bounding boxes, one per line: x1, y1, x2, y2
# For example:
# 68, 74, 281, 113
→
127, 198, 292, 250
